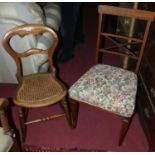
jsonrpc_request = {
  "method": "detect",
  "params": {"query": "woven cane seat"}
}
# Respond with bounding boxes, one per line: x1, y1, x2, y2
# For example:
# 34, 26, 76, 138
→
14, 73, 67, 108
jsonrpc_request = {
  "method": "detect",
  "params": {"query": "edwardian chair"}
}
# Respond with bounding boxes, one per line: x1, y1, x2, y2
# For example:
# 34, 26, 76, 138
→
2, 24, 72, 142
0, 98, 20, 151
69, 5, 155, 145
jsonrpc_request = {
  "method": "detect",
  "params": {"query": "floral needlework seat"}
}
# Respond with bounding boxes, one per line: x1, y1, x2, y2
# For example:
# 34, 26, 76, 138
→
69, 64, 137, 118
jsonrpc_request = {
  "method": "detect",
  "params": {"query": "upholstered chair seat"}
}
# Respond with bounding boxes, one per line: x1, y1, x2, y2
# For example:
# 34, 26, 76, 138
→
0, 127, 13, 152
69, 64, 137, 117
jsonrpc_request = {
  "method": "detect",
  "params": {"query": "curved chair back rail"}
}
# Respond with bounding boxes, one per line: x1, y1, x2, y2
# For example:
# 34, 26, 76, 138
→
2, 24, 58, 82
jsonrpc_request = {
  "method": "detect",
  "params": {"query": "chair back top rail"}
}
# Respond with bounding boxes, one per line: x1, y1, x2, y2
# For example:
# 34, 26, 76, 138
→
2, 24, 58, 57
98, 5, 155, 21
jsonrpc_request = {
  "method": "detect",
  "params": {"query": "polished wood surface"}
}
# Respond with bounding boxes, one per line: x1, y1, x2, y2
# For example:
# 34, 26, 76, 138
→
2, 24, 72, 142
138, 18, 155, 151
2, 24, 58, 82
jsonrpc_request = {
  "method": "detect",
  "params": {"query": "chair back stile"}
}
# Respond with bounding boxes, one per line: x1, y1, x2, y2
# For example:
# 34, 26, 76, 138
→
2, 24, 58, 82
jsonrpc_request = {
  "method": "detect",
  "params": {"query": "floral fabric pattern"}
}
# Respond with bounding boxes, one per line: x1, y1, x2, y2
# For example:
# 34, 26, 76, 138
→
69, 64, 137, 117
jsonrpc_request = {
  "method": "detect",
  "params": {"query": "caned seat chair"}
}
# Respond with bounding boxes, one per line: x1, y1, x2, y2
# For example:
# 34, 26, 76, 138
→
0, 98, 20, 151
69, 5, 155, 145
2, 24, 72, 142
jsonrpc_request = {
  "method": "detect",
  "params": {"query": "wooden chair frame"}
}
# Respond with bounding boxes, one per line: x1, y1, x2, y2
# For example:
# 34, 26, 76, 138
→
96, 5, 155, 73
2, 24, 72, 142
2, 24, 58, 83
70, 5, 155, 146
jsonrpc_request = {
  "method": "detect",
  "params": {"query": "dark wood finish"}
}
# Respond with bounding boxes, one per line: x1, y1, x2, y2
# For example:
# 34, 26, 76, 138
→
137, 17, 155, 151
60, 98, 72, 126
70, 99, 79, 128
137, 74, 155, 151
118, 2, 155, 151
119, 117, 132, 146
2, 24, 72, 142
18, 107, 27, 142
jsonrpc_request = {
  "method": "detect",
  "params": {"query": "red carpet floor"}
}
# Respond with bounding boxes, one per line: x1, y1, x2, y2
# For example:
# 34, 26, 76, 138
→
0, 83, 149, 152
23, 145, 106, 152
0, 3, 149, 152
20, 104, 148, 152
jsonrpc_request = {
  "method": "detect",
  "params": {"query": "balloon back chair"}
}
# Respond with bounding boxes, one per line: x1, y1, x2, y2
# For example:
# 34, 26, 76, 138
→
2, 24, 72, 142
0, 98, 20, 151
69, 5, 155, 145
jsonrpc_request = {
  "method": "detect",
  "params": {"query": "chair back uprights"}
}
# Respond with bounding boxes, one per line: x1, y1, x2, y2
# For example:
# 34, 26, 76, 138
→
2, 24, 58, 82
96, 5, 155, 73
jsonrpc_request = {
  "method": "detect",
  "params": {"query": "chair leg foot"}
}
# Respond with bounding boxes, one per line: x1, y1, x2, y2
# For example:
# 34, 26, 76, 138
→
70, 99, 79, 128
119, 117, 131, 146
18, 107, 27, 143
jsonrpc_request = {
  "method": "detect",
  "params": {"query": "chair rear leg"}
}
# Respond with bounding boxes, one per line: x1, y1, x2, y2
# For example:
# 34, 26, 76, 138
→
119, 117, 132, 146
18, 107, 27, 143
70, 99, 79, 128
24, 108, 29, 121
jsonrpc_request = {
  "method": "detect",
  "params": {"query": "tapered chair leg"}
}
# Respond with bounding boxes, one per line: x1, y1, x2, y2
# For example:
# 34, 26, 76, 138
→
70, 99, 79, 128
60, 98, 72, 127
18, 107, 27, 142
119, 117, 132, 146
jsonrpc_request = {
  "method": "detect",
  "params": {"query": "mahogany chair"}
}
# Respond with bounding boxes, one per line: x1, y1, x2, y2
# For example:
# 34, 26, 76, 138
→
69, 5, 155, 145
2, 24, 72, 142
0, 98, 20, 151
